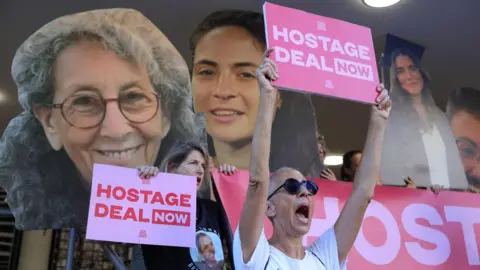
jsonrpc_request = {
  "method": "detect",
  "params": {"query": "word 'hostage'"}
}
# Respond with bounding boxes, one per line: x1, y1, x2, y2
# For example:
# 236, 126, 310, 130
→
93, 183, 192, 227
272, 25, 374, 82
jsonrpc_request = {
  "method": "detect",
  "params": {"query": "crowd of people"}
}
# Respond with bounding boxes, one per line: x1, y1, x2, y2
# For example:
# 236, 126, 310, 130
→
0, 5, 478, 270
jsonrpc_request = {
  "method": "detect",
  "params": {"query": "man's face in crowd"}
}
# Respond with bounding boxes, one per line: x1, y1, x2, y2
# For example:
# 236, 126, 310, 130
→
267, 169, 314, 237
450, 110, 480, 187
198, 235, 216, 263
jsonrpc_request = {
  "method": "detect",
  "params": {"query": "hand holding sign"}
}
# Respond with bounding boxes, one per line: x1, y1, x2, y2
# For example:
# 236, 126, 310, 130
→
404, 177, 417, 189
256, 48, 279, 98
370, 84, 392, 124
137, 166, 160, 179
219, 164, 237, 176
263, 2, 380, 103
429, 184, 444, 195
320, 168, 337, 180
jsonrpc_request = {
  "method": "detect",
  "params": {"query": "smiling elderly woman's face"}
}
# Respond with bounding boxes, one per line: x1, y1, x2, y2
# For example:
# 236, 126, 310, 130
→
34, 40, 170, 183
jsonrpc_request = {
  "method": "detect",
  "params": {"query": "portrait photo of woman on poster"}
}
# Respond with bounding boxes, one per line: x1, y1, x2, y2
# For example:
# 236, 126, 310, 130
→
0, 8, 201, 230
380, 48, 467, 189
190, 10, 323, 178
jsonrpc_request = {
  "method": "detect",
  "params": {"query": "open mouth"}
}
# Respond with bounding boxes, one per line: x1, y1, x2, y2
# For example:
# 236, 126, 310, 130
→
196, 177, 202, 186
295, 205, 310, 224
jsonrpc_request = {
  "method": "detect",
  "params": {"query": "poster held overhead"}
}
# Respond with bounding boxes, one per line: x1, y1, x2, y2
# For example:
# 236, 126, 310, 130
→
263, 2, 379, 104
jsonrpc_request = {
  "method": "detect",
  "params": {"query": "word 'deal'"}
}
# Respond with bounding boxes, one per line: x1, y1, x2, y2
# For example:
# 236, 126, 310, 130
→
272, 26, 373, 82
93, 184, 192, 227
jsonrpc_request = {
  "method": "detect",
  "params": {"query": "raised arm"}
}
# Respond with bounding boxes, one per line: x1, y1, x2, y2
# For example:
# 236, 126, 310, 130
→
333, 85, 391, 263
238, 48, 279, 262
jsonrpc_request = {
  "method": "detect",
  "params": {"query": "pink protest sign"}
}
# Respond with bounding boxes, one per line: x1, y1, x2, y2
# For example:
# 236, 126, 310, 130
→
86, 164, 197, 248
263, 2, 379, 104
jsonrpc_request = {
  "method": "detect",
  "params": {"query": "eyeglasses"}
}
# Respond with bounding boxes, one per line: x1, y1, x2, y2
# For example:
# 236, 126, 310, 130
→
456, 137, 480, 162
267, 178, 318, 200
46, 90, 160, 129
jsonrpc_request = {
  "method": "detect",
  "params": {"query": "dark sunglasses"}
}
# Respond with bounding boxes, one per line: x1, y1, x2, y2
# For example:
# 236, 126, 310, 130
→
267, 178, 318, 200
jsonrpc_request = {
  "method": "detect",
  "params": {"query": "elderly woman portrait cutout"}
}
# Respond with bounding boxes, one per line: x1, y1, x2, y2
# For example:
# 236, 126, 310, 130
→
0, 8, 201, 230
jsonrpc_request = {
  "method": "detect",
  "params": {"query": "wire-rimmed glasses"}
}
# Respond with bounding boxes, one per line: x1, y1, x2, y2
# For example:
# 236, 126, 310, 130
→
46, 90, 160, 129
457, 137, 480, 163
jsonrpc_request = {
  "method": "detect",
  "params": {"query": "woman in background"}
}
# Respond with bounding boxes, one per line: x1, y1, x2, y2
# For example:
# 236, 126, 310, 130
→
380, 49, 467, 189
133, 141, 234, 270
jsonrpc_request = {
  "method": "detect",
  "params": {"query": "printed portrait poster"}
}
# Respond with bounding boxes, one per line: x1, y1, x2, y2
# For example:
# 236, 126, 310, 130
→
0, 8, 199, 230
379, 42, 468, 190
189, 230, 225, 270
190, 9, 323, 178
446, 87, 480, 193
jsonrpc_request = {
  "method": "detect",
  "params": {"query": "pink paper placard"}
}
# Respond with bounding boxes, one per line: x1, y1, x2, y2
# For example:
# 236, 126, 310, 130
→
86, 164, 197, 248
263, 2, 379, 104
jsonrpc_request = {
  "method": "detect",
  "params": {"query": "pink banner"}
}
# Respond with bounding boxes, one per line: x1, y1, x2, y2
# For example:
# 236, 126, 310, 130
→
86, 164, 197, 248
212, 169, 480, 269
263, 2, 379, 103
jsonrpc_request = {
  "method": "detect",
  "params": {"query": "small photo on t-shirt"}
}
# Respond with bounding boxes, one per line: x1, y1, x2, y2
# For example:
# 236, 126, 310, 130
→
190, 230, 225, 270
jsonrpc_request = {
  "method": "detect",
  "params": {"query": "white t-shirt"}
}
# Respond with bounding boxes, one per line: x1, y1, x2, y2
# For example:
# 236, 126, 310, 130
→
233, 227, 347, 270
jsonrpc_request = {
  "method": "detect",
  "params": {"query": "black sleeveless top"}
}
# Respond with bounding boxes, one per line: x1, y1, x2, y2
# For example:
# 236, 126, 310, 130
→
140, 197, 233, 270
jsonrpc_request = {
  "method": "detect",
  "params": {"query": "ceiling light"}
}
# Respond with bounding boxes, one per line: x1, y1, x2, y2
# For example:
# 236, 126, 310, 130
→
324, 155, 343, 166
362, 0, 400, 8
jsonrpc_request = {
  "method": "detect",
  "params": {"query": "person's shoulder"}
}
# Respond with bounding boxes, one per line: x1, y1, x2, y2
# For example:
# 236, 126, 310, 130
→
309, 226, 337, 250
197, 198, 222, 218
198, 198, 219, 209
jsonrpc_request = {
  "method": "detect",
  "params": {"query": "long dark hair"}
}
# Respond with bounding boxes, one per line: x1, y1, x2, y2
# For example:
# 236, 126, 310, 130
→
190, 10, 322, 177
389, 48, 439, 131
380, 48, 469, 188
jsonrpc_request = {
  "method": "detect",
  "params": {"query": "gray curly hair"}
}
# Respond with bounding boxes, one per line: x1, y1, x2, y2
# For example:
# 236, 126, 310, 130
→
0, 8, 202, 230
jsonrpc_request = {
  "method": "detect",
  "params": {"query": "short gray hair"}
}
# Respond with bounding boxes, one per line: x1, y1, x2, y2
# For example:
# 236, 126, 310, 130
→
0, 9, 201, 229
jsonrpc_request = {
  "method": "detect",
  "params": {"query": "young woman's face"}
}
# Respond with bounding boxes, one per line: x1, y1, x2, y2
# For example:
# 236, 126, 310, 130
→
192, 26, 265, 144
395, 55, 424, 95
172, 150, 206, 189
